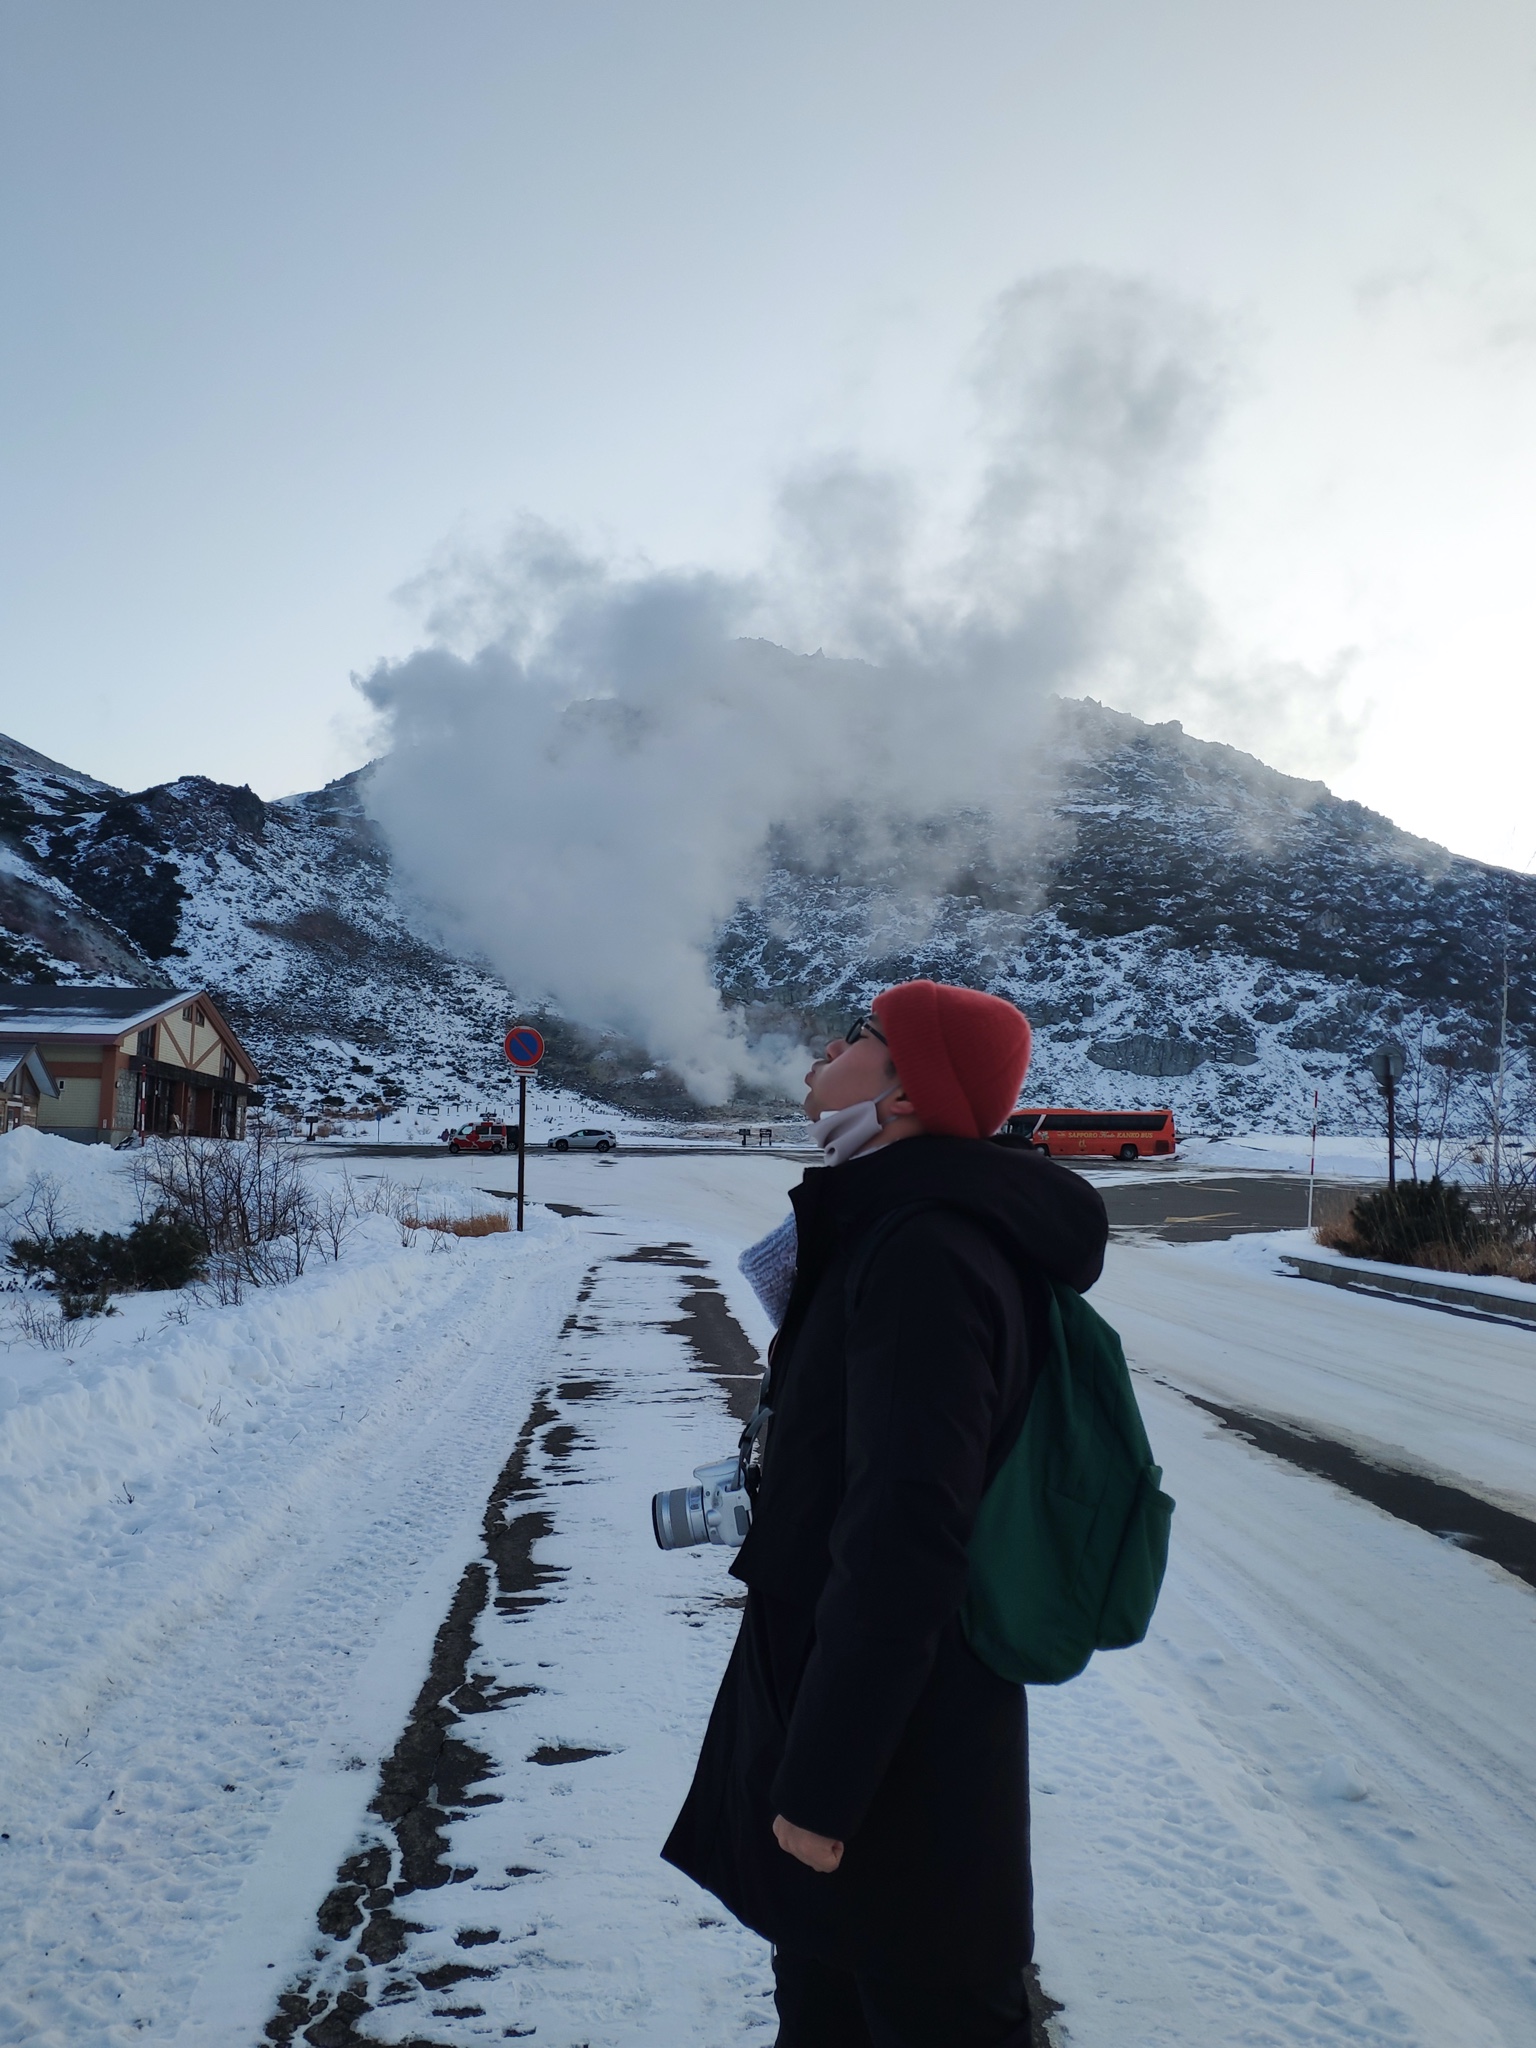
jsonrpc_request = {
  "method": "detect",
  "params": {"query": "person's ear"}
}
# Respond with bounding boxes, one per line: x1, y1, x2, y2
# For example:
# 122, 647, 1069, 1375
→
883, 1087, 920, 1122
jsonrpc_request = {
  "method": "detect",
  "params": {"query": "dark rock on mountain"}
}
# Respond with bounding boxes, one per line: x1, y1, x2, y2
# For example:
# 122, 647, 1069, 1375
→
1087, 1034, 1211, 1079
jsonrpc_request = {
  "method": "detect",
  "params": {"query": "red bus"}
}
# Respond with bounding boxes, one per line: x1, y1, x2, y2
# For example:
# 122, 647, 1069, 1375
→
1003, 1108, 1177, 1161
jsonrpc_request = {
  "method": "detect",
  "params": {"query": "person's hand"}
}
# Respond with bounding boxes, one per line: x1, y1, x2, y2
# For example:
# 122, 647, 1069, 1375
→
773, 1813, 844, 1872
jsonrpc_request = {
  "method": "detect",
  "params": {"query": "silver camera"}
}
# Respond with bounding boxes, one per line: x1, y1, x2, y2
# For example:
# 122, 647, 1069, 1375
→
652, 1454, 753, 1550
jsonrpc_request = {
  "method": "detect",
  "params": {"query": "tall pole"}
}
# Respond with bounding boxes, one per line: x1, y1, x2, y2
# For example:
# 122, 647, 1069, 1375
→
516, 1070, 527, 1232
1385, 1068, 1397, 1191
1306, 1087, 1318, 1233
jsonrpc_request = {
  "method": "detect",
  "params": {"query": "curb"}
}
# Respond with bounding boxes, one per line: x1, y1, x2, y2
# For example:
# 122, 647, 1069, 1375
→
1279, 1253, 1536, 1330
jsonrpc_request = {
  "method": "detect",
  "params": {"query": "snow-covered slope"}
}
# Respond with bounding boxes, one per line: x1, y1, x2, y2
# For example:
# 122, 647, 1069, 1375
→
3, 696, 1532, 1130
0, 737, 675, 1131
718, 696, 1536, 1128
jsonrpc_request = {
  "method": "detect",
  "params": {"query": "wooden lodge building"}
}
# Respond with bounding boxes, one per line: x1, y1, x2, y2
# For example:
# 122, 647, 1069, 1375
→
0, 986, 259, 1142
1, 1041, 59, 1132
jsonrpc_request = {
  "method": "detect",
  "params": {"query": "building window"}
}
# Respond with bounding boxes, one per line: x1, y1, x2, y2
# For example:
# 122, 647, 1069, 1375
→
181, 1006, 193, 1022
221, 1051, 235, 1080
137, 1027, 155, 1058
195, 1006, 207, 1028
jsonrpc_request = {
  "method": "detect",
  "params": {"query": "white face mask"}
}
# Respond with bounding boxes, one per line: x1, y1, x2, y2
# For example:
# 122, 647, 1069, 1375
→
812, 1084, 900, 1168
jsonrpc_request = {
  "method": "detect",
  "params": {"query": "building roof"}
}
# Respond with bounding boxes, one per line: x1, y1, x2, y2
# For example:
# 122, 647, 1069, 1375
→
0, 987, 258, 1084
0, 1041, 60, 1097
0, 985, 196, 1038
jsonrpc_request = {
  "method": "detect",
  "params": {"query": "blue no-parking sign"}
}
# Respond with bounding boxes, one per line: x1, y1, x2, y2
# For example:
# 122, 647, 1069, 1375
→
504, 1025, 545, 1069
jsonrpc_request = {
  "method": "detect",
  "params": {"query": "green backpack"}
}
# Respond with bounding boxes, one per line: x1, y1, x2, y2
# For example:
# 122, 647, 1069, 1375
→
963, 1280, 1174, 1683
849, 1210, 1174, 1686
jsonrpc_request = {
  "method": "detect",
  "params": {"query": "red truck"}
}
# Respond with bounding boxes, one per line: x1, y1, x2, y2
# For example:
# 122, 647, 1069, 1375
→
441, 1120, 520, 1155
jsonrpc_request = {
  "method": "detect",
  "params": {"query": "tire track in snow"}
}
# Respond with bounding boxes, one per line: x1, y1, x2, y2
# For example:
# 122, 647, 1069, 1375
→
256, 1235, 779, 2047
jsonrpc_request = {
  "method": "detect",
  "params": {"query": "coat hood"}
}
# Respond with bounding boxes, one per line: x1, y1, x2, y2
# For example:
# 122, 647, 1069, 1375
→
790, 1132, 1108, 1299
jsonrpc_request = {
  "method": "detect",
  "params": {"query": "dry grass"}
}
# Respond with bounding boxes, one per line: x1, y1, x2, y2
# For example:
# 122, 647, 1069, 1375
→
1313, 1216, 1358, 1255
1310, 1189, 1360, 1256
400, 1211, 510, 1238
1412, 1239, 1536, 1282
1313, 1194, 1535, 1283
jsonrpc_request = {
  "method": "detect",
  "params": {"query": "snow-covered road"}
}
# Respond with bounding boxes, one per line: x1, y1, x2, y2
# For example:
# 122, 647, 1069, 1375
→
3, 1141, 1534, 2046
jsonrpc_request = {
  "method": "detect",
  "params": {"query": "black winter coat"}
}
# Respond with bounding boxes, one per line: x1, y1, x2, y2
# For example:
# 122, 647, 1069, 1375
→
662, 1133, 1109, 1981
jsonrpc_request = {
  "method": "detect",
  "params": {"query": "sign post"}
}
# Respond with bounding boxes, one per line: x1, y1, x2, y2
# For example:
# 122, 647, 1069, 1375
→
1367, 1043, 1406, 1191
503, 1026, 546, 1231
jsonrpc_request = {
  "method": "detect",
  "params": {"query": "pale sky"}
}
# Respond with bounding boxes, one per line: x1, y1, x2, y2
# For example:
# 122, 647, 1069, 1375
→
3, 0, 1535, 869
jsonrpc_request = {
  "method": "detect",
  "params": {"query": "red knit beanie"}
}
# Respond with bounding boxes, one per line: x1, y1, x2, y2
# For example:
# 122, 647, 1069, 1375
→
871, 980, 1032, 1139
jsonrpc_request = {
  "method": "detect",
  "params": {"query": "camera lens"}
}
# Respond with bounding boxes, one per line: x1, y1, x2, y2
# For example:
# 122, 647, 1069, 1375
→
652, 1485, 707, 1549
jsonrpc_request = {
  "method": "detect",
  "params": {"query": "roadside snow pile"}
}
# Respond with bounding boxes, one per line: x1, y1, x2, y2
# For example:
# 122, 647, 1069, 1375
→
0, 1127, 531, 1463
0, 1143, 587, 2048
0, 1126, 142, 1234
0, 1127, 573, 1854
1197, 1225, 1536, 1314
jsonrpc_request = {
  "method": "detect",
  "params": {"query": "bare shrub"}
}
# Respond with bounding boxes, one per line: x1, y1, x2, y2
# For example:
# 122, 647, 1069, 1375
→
314, 1175, 361, 1262
134, 1127, 317, 1301
0, 1171, 69, 1248
9, 1298, 94, 1352
1310, 1187, 1360, 1254
348, 1175, 424, 1246
1415, 1239, 1536, 1282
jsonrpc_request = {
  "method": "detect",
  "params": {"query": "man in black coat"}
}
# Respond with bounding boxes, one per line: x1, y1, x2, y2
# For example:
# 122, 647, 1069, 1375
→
663, 979, 1109, 2046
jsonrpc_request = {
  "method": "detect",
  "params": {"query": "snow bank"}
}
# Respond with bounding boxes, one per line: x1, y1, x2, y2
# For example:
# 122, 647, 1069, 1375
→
1194, 1225, 1536, 1310
1175, 1131, 1389, 1177
0, 1125, 143, 1234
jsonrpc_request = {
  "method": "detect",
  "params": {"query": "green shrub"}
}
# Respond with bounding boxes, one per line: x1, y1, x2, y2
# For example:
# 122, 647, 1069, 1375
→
1343, 1177, 1482, 1267
7, 1216, 209, 1318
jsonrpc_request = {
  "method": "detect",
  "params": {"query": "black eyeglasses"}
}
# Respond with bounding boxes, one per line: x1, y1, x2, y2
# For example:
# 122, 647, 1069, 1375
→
845, 1015, 887, 1047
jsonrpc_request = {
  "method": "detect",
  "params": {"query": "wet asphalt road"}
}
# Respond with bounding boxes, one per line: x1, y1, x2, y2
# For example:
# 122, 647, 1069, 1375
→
1088, 1171, 1374, 1243
327, 1141, 1375, 1245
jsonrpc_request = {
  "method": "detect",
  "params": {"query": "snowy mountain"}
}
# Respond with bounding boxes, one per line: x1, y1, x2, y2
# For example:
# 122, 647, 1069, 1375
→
720, 697, 1536, 1128
2, 699, 1532, 1131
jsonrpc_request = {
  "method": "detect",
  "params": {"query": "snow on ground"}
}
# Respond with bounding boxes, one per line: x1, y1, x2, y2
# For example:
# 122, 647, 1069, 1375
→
2, 1136, 1534, 2045
1254, 1228, 1536, 1315
1037, 1233, 1536, 2047
0, 1135, 593, 2044
1096, 1232, 1536, 1513
0, 1124, 143, 1236
1174, 1133, 1392, 1178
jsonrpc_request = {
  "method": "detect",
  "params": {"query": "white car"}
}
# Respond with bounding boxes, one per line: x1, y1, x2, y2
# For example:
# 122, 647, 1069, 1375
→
546, 1127, 618, 1153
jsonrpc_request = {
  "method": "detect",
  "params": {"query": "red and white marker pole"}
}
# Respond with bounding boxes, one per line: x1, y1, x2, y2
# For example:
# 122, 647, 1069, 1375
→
1306, 1087, 1319, 1233
503, 1026, 546, 1232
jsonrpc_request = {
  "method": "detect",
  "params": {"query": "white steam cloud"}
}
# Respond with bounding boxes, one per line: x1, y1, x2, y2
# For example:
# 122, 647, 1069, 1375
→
360, 270, 1240, 1101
